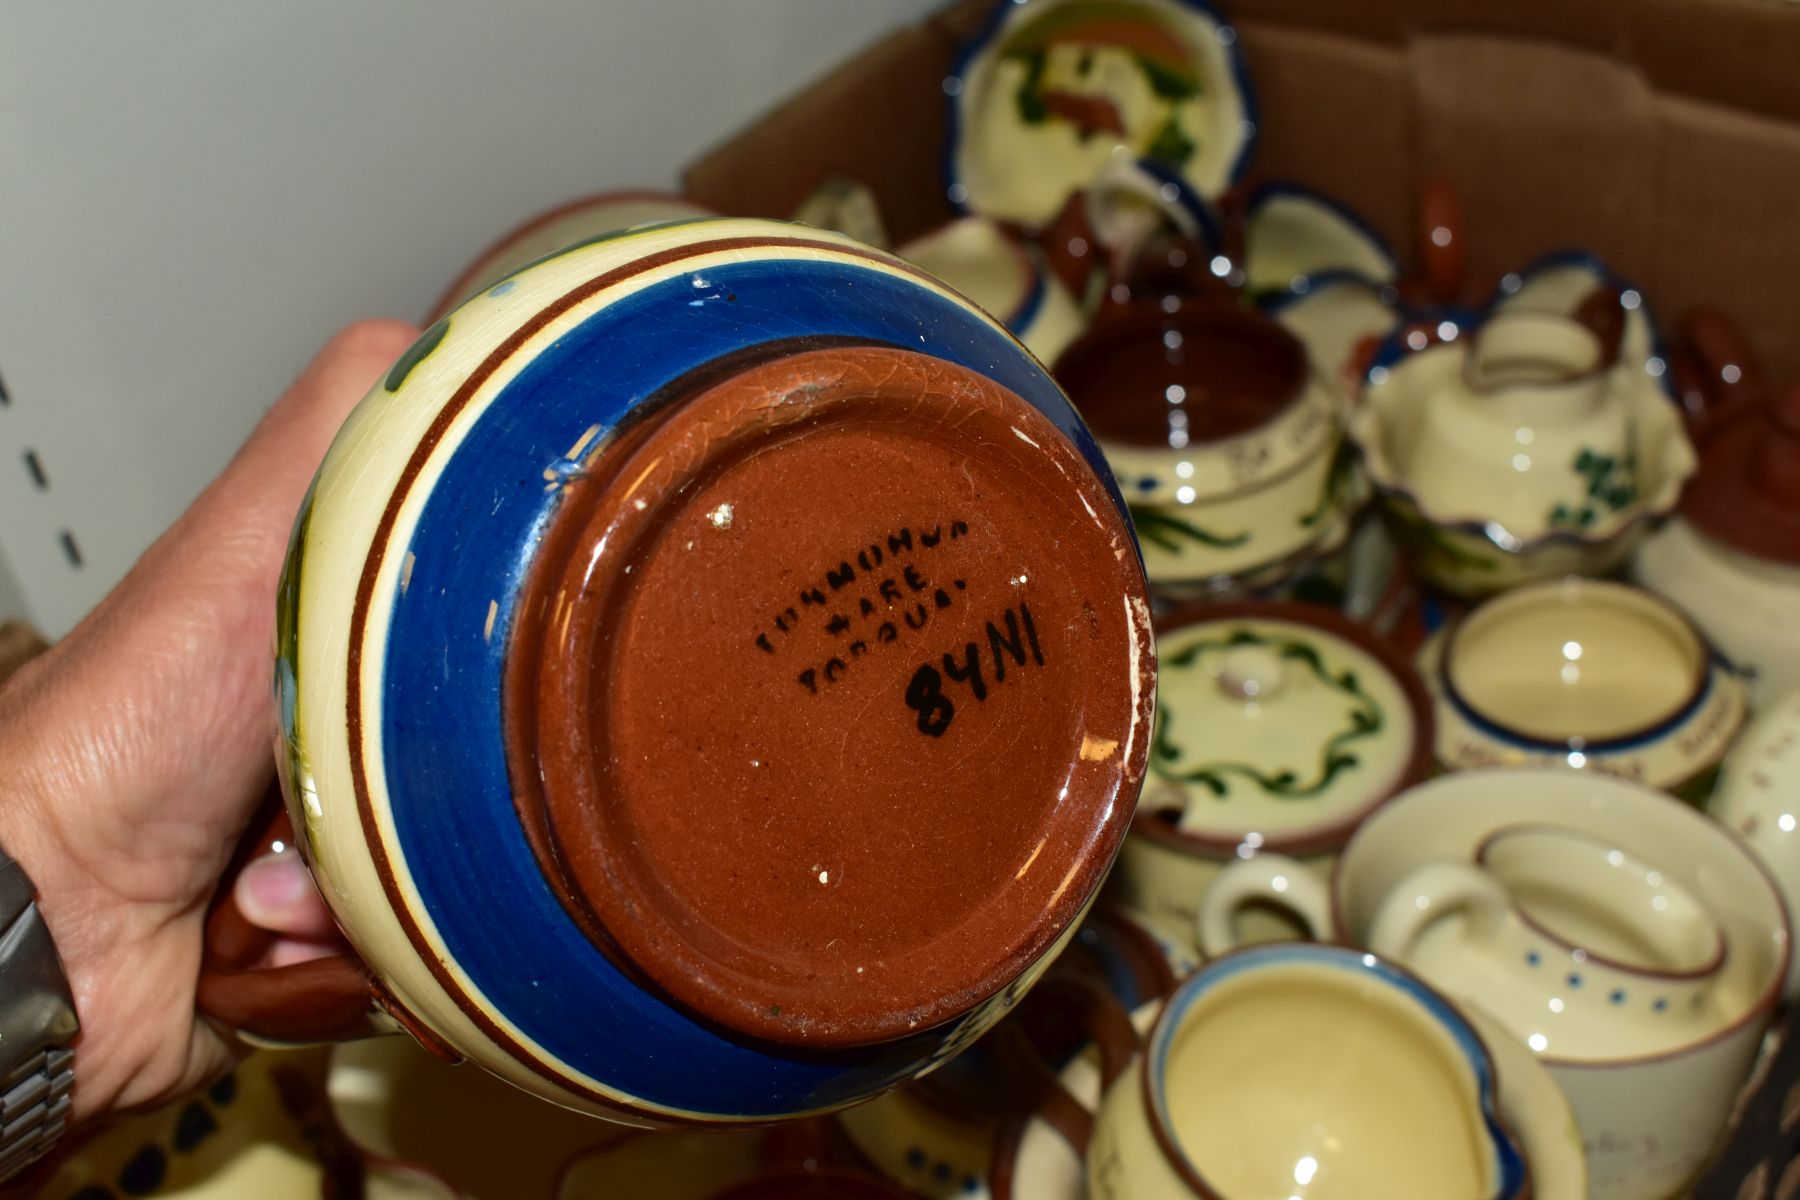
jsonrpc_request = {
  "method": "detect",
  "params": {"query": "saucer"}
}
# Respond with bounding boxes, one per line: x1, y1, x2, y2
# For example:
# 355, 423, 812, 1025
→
945, 0, 1255, 225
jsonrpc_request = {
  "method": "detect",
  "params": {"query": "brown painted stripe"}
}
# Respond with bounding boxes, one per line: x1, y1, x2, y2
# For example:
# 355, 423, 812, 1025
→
344, 233, 976, 1121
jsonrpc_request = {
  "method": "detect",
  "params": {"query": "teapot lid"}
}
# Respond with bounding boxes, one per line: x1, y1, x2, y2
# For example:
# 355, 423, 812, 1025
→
1682, 383, 1800, 565
504, 343, 1154, 1048
1134, 602, 1434, 856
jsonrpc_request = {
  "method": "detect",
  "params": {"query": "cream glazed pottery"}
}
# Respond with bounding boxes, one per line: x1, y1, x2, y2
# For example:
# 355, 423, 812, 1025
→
1367, 826, 1730, 1059
1240, 182, 1398, 298
1488, 252, 1673, 402
1200, 769, 1789, 1200
944, 0, 1255, 226
898, 215, 1086, 364
1353, 309, 1696, 597
1085, 944, 1528, 1200
217, 217, 1159, 1125
1106, 602, 1434, 953
1055, 305, 1359, 597
1633, 384, 1800, 705
424, 190, 716, 322
1418, 577, 1746, 798
1264, 272, 1403, 396
1709, 687, 1800, 1000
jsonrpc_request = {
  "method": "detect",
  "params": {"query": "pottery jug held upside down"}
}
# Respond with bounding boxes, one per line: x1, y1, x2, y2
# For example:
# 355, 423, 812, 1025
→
201, 218, 1157, 1126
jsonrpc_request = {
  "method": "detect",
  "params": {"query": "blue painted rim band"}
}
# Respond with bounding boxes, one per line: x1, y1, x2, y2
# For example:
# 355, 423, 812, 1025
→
360, 242, 1130, 1118
1145, 943, 1527, 1198
943, 0, 1259, 214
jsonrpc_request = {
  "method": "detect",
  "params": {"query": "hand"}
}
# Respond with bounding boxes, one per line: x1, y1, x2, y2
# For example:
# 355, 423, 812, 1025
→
0, 319, 420, 1122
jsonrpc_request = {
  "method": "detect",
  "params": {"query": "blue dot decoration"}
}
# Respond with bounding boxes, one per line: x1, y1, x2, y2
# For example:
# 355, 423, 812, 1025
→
935, 1162, 953, 1182
488, 279, 518, 298
207, 1073, 237, 1106
1654, 998, 1669, 1012
1609, 989, 1626, 1005
1138, 476, 1159, 493
906, 1147, 927, 1169
1525, 951, 1541, 967
964, 1177, 981, 1193
1566, 973, 1582, 988
119, 1146, 168, 1196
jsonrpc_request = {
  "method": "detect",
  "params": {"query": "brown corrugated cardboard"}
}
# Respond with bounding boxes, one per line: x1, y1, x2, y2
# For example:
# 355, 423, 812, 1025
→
684, 0, 1798, 376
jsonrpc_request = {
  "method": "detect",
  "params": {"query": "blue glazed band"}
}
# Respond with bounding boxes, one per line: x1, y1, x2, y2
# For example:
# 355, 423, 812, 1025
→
374, 254, 1124, 1116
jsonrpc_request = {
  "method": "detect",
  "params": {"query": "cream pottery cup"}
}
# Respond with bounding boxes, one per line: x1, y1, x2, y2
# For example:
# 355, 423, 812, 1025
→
1055, 307, 1352, 597
1403, 312, 1630, 535
1421, 577, 1746, 797
1709, 686, 1800, 1000
1086, 943, 1528, 1200
1367, 826, 1729, 1060
899, 215, 1085, 365
1106, 602, 1434, 955
1352, 311, 1694, 597
1199, 768, 1788, 1200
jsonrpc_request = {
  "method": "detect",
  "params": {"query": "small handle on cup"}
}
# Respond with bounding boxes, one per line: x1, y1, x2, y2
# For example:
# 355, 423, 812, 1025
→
1366, 862, 1513, 967
1195, 855, 1333, 960
986, 971, 1141, 1199
1413, 175, 1467, 308
195, 793, 386, 1044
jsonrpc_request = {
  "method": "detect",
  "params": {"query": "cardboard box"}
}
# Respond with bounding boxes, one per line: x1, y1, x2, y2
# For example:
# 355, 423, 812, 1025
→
686, 0, 1800, 379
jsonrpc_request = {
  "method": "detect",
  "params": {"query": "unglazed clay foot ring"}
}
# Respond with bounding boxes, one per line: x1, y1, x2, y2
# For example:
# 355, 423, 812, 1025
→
506, 343, 1153, 1048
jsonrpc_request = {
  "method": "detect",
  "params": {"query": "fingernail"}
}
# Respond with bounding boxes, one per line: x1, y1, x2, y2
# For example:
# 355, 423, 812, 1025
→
236, 852, 310, 924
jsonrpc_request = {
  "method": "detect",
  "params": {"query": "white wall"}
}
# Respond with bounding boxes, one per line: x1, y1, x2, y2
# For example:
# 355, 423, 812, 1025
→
0, 1, 946, 635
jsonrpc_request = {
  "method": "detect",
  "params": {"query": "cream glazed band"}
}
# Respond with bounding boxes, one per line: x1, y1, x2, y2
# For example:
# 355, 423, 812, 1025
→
271, 217, 1157, 1124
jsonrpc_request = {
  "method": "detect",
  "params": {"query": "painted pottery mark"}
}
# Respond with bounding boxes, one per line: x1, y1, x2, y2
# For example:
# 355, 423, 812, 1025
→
751, 518, 976, 693
905, 603, 1046, 737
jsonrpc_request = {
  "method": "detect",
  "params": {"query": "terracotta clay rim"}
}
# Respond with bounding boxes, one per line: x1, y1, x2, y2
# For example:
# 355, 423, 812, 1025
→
510, 344, 1150, 1048
424, 189, 716, 323
1052, 304, 1310, 453
1132, 600, 1436, 859
1682, 393, 1800, 565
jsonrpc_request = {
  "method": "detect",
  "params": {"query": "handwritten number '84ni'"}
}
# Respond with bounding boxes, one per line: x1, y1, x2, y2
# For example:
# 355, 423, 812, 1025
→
906, 603, 1044, 737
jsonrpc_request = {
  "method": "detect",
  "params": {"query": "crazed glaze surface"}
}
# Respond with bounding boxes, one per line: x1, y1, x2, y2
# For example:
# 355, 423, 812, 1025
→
276, 218, 1155, 1124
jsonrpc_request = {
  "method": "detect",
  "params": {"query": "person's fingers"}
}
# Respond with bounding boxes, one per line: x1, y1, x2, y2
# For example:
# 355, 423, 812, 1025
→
234, 851, 342, 941
266, 938, 350, 969
27, 320, 422, 813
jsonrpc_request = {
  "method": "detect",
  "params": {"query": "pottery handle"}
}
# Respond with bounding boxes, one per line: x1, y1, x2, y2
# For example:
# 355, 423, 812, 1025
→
1676, 306, 1766, 434
1413, 175, 1466, 307
1365, 862, 1512, 967
986, 972, 1140, 1199
195, 795, 385, 1043
1195, 855, 1332, 959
